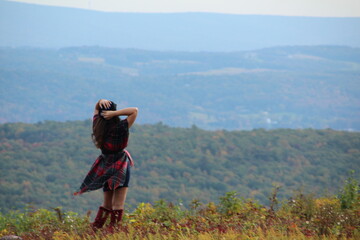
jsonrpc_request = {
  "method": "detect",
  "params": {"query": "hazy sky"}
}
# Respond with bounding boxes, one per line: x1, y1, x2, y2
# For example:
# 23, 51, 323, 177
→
11, 0, 360, 17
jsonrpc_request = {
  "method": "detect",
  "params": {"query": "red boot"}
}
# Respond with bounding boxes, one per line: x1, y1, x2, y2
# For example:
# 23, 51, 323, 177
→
91, 206, 111, 232
108, 209, 124, 233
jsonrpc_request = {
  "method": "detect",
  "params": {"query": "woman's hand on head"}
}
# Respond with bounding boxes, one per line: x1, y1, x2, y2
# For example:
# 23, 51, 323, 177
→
101, 111, 115, 120
99, 99, 111, 109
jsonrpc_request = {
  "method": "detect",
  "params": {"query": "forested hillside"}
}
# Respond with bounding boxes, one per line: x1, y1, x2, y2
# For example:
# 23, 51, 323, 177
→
1, 46, 359, 130
0, 121, 359, 214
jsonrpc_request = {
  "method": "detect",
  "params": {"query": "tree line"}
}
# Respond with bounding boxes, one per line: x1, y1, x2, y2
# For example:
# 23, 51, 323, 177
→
0, 121, 359, 214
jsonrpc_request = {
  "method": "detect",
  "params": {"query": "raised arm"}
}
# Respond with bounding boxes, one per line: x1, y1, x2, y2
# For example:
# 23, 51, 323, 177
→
102, 107, 138, 128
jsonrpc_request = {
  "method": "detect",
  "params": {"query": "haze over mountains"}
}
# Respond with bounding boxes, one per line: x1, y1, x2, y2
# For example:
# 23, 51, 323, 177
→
1, 46, 359, 130
1, 0, 360, 51
1, 1, 359, 130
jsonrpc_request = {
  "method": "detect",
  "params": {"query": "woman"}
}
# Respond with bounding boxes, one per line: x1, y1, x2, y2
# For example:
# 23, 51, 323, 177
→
74, 99, 138, 232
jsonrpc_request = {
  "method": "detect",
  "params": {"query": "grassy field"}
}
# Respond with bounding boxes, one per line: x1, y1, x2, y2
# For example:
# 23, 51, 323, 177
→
1, 176, 359, 240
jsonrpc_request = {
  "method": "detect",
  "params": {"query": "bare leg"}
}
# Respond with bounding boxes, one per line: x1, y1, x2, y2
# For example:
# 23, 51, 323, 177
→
102, 190, 114, 210
112, 187, 128, 210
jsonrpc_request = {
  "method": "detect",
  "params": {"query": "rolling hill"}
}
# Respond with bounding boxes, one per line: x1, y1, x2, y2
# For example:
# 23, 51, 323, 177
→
0, 46, 359, 130
0, 120, 359, 214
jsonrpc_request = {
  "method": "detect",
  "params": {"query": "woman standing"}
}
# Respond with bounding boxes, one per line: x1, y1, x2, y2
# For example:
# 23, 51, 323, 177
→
74, 99, 138, 232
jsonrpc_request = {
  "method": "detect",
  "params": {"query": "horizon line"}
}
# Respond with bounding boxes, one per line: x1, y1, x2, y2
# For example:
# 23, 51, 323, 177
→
6, 0, 360, 18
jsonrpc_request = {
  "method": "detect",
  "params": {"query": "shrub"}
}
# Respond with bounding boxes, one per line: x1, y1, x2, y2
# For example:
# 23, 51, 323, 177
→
218, 191, 243, 216
338, 171, 359, 210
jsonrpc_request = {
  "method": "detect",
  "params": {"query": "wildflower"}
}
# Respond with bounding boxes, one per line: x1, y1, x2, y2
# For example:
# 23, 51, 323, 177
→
0, 229, 8, 236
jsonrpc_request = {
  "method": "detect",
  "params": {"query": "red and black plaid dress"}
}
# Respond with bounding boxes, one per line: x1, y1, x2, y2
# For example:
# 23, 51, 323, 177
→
74, 115, 134, 195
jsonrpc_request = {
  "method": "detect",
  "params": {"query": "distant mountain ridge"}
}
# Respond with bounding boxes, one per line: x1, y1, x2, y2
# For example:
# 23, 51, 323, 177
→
1, 1, 360, 51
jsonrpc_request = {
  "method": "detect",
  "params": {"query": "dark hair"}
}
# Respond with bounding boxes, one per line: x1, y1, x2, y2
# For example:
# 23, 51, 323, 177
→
99, 101, 117, 119
92, 101, 120, 149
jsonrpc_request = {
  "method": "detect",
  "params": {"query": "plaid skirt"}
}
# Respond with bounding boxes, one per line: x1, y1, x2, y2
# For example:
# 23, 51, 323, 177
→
74, 150, 134, 195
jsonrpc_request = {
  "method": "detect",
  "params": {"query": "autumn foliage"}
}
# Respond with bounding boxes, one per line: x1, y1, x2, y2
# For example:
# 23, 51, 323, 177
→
1, 177, 359, 240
